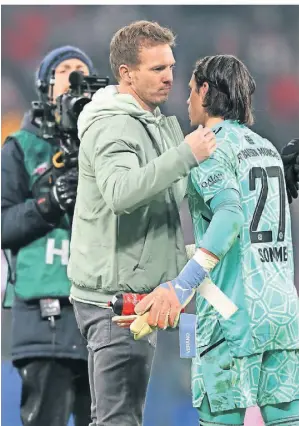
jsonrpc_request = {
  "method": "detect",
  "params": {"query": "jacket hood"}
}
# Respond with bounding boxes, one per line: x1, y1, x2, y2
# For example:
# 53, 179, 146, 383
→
77, 85, 164, 140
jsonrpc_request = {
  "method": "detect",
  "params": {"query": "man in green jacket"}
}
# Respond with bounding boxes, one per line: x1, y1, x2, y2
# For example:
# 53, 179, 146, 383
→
69, 20, 216, 426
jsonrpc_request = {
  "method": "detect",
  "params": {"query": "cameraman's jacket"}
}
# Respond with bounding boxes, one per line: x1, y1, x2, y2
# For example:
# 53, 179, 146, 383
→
69, 86, 197, 304
2, 113, 87, 361
2, 116, 71, 301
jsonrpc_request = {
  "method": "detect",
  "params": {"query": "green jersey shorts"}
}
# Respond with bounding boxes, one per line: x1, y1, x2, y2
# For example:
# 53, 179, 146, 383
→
192, 323, 299, 412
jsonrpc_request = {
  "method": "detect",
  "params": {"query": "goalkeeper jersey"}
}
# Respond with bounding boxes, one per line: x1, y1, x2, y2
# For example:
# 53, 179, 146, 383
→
188, 119, 299, 357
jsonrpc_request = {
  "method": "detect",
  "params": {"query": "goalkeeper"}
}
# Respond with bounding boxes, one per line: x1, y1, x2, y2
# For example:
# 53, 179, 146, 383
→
132, 55, 299, 426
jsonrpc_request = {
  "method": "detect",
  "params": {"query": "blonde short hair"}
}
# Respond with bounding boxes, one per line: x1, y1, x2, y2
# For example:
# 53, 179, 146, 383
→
110, 20, 175, 81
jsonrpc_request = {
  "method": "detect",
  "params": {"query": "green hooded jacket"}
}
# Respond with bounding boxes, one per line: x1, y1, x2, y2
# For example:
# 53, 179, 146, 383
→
68, 86, 197, 303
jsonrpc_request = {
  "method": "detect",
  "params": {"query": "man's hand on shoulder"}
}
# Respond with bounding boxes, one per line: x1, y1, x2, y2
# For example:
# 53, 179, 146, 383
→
184, 125, 216, 163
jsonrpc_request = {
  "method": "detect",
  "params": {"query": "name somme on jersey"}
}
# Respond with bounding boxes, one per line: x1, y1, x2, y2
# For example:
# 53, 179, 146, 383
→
258, 246, 288, 263
237, 147, 280, 162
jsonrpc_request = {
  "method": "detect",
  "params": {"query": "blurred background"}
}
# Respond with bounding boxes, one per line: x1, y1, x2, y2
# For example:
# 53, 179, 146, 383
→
1, 4, 299, 426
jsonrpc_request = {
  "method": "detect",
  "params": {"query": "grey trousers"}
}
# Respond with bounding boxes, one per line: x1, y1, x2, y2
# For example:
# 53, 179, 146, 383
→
73, 300, 154, 426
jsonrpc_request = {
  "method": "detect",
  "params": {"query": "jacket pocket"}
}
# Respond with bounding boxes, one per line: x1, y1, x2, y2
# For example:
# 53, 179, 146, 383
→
133, 218, 153, 271
117, 208, 153, 275
73, 301, 111, 351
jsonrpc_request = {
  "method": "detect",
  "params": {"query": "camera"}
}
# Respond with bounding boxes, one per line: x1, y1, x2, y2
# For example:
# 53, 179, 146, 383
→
30, 70, 109, 205
31, 70, 109, 169
31, 70, 109, 138
56, 71, 109, 134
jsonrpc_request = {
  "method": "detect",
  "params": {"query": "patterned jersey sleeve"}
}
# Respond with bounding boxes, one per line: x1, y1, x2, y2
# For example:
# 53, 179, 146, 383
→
190, 139, 239, 203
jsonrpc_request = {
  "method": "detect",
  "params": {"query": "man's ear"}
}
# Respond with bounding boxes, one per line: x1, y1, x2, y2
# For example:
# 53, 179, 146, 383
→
119, 64, 131, 84
201, 81, 209, 97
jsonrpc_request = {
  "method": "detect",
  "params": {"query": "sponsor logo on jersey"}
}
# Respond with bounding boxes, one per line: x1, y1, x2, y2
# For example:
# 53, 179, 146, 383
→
201, 172, 224, 188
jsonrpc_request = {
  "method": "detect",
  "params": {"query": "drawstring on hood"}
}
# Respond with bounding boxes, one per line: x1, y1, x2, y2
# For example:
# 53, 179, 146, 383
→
77, 85, 164, 140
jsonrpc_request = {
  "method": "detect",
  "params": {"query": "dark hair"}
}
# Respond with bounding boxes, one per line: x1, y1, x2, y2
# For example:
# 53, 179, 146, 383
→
193, 55, 256, 125
110, 20, 175, 81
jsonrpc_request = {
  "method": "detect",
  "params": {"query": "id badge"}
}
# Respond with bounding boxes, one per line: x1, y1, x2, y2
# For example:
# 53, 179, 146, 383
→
39, 299, 61, 318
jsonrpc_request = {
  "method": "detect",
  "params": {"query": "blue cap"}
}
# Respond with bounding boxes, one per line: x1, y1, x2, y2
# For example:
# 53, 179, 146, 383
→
36, 45, 95, 93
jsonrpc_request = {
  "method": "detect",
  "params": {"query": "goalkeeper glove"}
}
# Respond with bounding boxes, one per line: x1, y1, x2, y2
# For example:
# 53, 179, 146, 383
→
113, 312, 155, 340
131, 249, 219, 336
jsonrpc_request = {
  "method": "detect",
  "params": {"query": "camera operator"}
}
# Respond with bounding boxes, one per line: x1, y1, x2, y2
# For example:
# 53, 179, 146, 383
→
1, 46, 95, 426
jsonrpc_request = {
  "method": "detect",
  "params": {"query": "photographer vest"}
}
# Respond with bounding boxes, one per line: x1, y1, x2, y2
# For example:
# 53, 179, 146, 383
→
3, 130, 71, 305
